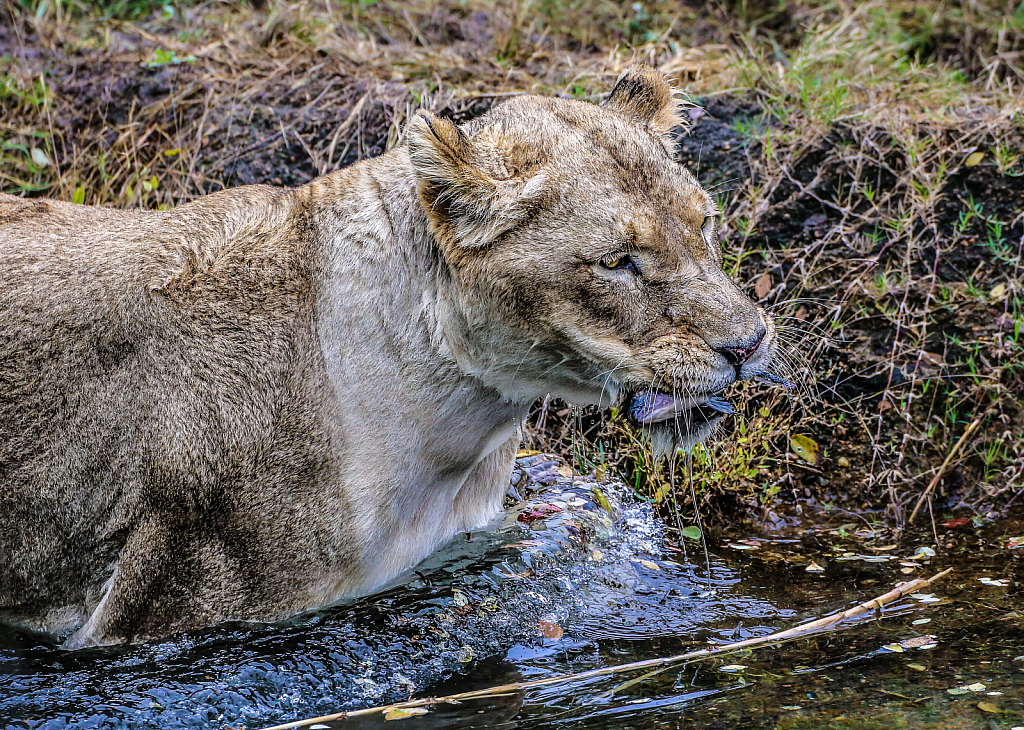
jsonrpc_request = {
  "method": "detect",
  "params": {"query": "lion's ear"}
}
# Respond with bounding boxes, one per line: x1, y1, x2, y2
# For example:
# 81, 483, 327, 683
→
602, 65, 681, 137
407, 110, 495, 209
406, 110, 544, 250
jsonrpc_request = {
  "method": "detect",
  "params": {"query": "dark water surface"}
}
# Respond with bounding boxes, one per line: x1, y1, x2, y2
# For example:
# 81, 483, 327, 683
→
3, 456, 1021, 729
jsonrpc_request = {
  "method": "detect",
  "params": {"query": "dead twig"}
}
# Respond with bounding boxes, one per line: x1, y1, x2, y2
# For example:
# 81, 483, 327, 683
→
259, 569, 952, 730
907, 419, 982, 524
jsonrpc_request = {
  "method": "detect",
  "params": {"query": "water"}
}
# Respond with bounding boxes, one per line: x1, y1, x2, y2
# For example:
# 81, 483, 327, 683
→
3, 455, 1021, 729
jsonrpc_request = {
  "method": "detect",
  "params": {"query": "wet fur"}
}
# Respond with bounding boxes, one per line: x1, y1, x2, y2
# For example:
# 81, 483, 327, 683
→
0, 66, 774, 647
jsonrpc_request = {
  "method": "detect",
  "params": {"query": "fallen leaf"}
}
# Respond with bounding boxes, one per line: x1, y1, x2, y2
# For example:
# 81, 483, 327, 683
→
967, 683, 987, 692
837, 456, 850, 467
964, 151, 985, 166
719, 665, 747, 672
635, 559, 661, 571
943, 517, 971, 528
30, 147, 51, 167
882, 643, 904, 652
920, 351, 945, 367
592, 489, 613, 516
789, 434, 819, 464
754, 272, 772, 299
906, 663, 927, 671
680, 525, 702, 541
979, 577, 1010, 587
977, 701, 1001, 713
538, 619, 564, 640
806, 562, 825, 572
517, 505, 561, 526
589, 549, 604, 561
912, 618, 931, 625
901, 636, 937, 648
990, 283, 1007, 299
384, 707, 429, 720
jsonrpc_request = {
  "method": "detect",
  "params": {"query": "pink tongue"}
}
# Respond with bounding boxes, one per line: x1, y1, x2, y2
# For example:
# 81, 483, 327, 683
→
628, 392, 677, 424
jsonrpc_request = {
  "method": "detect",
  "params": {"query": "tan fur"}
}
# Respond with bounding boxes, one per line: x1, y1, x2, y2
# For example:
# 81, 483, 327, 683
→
0, 67, 776, 647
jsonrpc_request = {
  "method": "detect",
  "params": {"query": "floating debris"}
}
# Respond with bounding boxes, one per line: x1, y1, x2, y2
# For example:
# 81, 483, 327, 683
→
384, 707, 429, 720
895, 636, 940, 651
978, 577, 1010, 587
633, 559, 662, 571
948, 682, 987, 695
680, 525, 702, 540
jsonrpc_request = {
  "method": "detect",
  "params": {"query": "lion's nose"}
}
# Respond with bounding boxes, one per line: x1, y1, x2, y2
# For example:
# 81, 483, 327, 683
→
714, 327, 765, 366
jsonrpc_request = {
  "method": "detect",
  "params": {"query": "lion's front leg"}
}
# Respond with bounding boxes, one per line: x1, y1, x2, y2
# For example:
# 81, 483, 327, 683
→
452, 436, 520, 533
62, 516, 261, 648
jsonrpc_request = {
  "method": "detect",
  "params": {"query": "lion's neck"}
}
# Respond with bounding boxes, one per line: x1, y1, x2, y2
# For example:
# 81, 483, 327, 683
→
307, 152, 522, 595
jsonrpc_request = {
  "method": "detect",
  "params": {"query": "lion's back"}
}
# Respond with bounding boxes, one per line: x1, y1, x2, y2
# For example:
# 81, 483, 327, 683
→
0, 187, 328, 616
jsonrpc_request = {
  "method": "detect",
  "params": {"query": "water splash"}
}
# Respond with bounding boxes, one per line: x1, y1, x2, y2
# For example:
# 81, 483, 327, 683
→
1, 454, 788, 730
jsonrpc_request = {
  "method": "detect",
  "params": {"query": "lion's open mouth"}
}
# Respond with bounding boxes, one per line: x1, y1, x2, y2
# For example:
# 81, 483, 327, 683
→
627, 390, 735, 426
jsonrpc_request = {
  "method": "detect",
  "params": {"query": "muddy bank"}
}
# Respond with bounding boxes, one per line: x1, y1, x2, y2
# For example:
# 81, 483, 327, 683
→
2, 22, 1022, 524
677, 100, 1024, 523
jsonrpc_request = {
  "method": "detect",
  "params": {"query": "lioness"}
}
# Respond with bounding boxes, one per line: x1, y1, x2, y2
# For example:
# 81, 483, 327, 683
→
0, 66, 777, 648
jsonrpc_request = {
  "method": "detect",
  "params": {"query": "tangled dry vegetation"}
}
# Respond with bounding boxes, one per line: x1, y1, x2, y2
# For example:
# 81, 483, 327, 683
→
2, 0, 1022, 529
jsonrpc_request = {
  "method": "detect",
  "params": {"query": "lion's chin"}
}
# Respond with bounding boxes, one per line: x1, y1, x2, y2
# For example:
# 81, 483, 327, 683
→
625, 390, 731, 460
646, 415, 724, 460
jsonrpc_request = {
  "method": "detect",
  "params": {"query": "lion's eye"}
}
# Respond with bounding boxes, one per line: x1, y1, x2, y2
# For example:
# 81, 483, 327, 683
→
599, 253, 639, 274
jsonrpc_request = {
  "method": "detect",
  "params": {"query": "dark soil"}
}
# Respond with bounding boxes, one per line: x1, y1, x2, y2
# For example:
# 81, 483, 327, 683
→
677, 102, 1024, 523
2, 22, 1022, 525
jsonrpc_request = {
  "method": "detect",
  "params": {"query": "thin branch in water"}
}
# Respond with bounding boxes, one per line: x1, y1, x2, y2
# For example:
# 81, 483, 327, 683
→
260, 569, 953, 730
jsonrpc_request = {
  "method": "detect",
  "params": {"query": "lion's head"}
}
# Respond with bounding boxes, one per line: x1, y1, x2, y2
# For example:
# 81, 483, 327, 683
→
407, 66, 783, 452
